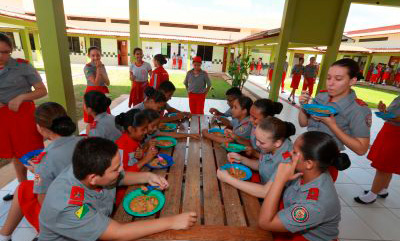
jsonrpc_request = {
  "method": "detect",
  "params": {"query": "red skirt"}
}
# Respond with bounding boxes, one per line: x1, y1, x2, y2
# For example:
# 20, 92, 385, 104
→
268, 69, 273, 81
18, 180, 41, 231
250, 64, 255, 71
0, 102, 44, 159
369, 122, 400, 174
188, 92, 206, 114
257, 64, 262, 71
173, 59, 177, 65
129, 81, 148, 107
370, 74, 379, 83
83, 86, 110, 123
366, 70, 372, 81
291, 74, 302, 89
395, 73, 400, 83
382, 72, 391, 81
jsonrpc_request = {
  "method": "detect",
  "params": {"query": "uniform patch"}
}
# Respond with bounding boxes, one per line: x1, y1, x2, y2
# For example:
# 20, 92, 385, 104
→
307, 188, 319, 201
282, 151, 291, 160
32, 151, 47, 165
90, 120, 98, 129
34, 174, 41, 186
75, 204, 89, 219
291, 206, 309, 223
68, 186, 85, 206
16, 58, 29, 64
355, 98, 368, 107
319, 90, 328, 93
365, 113, 372, 128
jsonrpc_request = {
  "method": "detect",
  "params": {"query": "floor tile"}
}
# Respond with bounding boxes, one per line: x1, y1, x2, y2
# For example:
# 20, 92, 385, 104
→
336, 172, 355, 184
343, 168, 375, 185
389, 208, 400, 219
338, 207, 381, 240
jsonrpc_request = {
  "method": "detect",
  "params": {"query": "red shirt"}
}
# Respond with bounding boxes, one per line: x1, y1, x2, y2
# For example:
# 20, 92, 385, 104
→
115, 133, 140, 172
149, 66, 169, 89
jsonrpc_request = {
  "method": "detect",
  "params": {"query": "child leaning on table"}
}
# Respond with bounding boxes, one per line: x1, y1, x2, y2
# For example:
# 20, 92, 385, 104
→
209, 87, 242, 128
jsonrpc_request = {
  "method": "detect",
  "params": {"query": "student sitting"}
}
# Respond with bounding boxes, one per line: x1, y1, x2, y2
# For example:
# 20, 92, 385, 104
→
132, 87, 167, 112
158, 81, 191, 123
209, 87, 242, 128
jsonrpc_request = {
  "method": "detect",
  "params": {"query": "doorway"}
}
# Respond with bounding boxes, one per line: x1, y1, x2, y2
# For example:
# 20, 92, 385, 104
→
117, 40, 128, 65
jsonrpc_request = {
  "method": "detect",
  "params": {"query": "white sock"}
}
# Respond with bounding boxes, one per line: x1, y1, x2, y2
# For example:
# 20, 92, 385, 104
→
359, 191, 377, 202
0, 234, 11, 241
379, 188, 388, 195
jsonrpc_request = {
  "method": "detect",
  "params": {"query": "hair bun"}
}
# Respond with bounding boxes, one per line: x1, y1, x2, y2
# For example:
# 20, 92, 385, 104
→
333, 153, 351, 171
284, 121, 296, 138
50, 116, 76, 136
273, 102, 283, 115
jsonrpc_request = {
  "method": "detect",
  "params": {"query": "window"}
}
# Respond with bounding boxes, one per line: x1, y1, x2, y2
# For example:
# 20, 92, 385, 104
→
29, 33, 36, 51
0, 32, 16, 49
359, 37, 388, 42
68, 36, 81, 53
161, 42, 171, 58
90, 38, 101, 52
196, 45, 213, 61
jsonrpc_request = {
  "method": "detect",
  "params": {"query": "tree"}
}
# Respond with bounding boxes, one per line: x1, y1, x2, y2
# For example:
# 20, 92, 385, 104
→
228, 55, 251, 90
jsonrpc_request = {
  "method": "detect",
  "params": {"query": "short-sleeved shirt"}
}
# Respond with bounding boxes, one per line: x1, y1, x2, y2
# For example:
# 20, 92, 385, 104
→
184, 69, 212, 94
116, 133, 141, 171
384, 67, 392, 73
0, 58, 42, 104
34, 136, 82, 194
88, 113, 122, 142
304, 64, 318, 78
291, 64, 304, 75
132, 102, 145, 110
232, 116, 253, 140
386, 95, 400, 126
129, 62, 152, 82
84, 62, 108, 87
278, 172, 340, 241
308, 90, 371, 151
39, 166, 125, 241
149, 66, 169, 89
259, 139, 293, 184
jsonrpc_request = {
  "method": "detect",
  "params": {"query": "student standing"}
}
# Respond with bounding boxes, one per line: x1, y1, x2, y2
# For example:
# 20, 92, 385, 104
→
381, 65, 392, 85
250, 58, 255, 74
302, 57, 319, 96
256, 58, 263, 75
149, 54, 169, 89
128, 47, 152, 107
172, 52, 177, 69
288, 58, 305, 105
178, 54, 183, 70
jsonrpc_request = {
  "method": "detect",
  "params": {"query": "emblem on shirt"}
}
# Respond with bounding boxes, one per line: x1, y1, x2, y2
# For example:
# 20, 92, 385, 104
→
34, 174, 41, 186
291, 206, 309, 223
75, 204, 89, 220
307, 188, 320, 201
90, 121, 98, 129
282, 151, 291, 161
365, 113, 372, 128
68, 186, 85, 206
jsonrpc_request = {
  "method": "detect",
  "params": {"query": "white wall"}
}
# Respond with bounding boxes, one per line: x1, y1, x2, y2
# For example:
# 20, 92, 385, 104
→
348, 33, 400, 49
101, 38, 118, 65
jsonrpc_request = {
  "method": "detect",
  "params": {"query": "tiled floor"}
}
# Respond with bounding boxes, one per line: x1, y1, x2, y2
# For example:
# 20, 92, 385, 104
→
1, 78, 399, 240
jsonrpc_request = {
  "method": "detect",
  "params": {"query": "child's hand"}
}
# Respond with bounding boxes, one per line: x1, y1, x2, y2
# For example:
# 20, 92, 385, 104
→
170, 212, 197, 230
227, 152, 242, 163
275, 158, 303, 183
299, 91, 310, 105
144, 145, 158, 161
217, 169, 234, 183
189, 133, 200, 140
134, 148, 143, 159
147, 173, 169, 189
224, 129, 234, 138
149, 139, 157, 149
25, 160, 36, 174
209, 108, 219, 115
183, 112, 192, 118
176, 112, 185, 120
378, 101, 387, 113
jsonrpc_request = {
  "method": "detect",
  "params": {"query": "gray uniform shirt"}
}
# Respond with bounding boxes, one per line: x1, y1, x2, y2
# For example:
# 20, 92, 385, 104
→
39, 166, 125, 241
279, 172, 340, 241
84, 62, 108, 86
184, 69, 211, 94
221, 108, 239, 127
132, 102, 145, 110
232, 116, 253, 140
386, 95, 400, 126
0, 58, 42, 103
34, 136, 82, 194
304, 64, 318, 78
88, 113, 122, 142
308, 90, 371, 151
291, 64, 304, 75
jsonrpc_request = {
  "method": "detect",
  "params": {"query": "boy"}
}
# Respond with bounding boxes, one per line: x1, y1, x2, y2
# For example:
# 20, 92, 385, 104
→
209, 87, 242, 128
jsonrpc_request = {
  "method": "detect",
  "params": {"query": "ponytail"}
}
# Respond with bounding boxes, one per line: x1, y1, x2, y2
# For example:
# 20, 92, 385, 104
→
257, 116, 295, 141
35, 102, 76, 136
50, 116, 76, 136
115, 109, 148, 131
84, 91, 112, 114
253, 99, 283, 117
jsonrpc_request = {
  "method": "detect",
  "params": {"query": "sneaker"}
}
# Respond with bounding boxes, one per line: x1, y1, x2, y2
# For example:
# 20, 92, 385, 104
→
2, 194, 13, 201
288, 97, 292, 102
354, 196, 376, 204
363, 190, 389, 198
292, 101, 296, 105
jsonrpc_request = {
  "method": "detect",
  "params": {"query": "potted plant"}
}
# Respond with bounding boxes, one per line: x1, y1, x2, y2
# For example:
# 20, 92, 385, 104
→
228, 55, 251, 90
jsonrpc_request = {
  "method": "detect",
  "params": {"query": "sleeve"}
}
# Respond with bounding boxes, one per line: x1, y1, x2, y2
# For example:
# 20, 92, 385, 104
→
234, 123, 252, 140
278, 202, 324, 233
23, 63, 42, 86
52, 205, 111, 241
33, 161, 54, 194
204, 73, 211, 88
183, 73, 189, 89
387, 96, 400, 116
84, 65, 95, 79
147, 63, 152, 73
349, 106, 371, 138
88, 126, 105, 139
152, 73, 158, 88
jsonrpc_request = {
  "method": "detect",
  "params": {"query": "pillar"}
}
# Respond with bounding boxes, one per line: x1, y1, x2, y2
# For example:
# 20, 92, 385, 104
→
363, 54, 373, 79
32, 31, 42, 64
226, 45, 231, 72
269, 45, 276, 64
85, 36, 90, 62
187, 44, 192, 71
287, 51, 295, 78
19, 29, 33, 64
129, 0, 141, 63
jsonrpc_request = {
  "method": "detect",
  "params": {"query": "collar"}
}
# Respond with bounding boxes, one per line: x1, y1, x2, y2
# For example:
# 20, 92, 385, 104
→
94, 112, 108, 121
315, 89, 357, 112
135, 61, 144, 67
46, 135, 76, 151
238, 116, 250, 125
292, 172, 328, 192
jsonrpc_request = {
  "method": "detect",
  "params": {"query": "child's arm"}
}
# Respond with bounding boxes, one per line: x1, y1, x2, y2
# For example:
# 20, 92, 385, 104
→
224, 129, 251, 146
160, 113, 186, 123
135, 145, 158, 170
218, 116, 233, 128
228, 152, 259, 170
201, 129, 233, 144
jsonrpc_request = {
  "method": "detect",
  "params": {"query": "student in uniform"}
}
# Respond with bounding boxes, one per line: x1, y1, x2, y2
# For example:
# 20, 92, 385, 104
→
381, 64, 392, 85
256, 58, 263, 76
158, 81, 191, 122
0, 33, 47, 201
209, 87, 242, 128
268, 62, 274, 82
299, 58, 371, 182
178, 54, 183, 70
172, 52, 177, 69
250, 58, 255, 74
258, 131, 350, 241
132, 87, 167, 112
395, 67, 400, 88
149, 54, 169, 89
128, 47, 152, 107
217, 117, 295, 197
184, 56, 212, 115
355, 96, 400, 204
38, 137, 197, 241
0, 102, 80, 241
370, 63, 380, 86
302, 57, 319, 96
84, 91, 122, 142
288, 58, 305, 105
366, 63, 374, 82
83, 46, 111, 124
266, 60, 288, 93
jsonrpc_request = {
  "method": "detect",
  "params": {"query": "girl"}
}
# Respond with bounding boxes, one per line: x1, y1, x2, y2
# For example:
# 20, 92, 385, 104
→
258, 131, 350, 241
250, 58, 255, 74
209, 87, 242, 128
302, 57, 318, 96
83, 46, 111, 123
184, 56, 211, 114
84, 91, 122, 142
256, 58, 263, 76
150, 54, 169, 89
158, 81, 191, 122
0, 33, 47, 201
288, 58, 304, 105
395, 67, 400, 88
172, 52, 177, 69
366, 63, 374, 82
128, 47, 152, 107
132, 87, 167, 112
381, 65, 392, 85
298, 58, 371, 182
370, 63, 380, 85
178, 54, 183, 70
0, 102, 79, 240
355, 96, 400, 204
268, 62, 274, 82
217, 117, 295, 197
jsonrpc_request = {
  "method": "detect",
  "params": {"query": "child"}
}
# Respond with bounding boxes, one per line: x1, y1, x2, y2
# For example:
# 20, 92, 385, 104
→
256, 58, 263, 76
128, 47, 152, 107
370, 63, 380, 86
355, 96, 400, 204
38, 137, 197, 241
250, 58, 255, 74
395, 67, 400, 88
381, 65, 392, 85
184, 56, 211, 114
299, 58, 371, 182
302, 57, 318, 96
288, 58, 304, 105
83, 46, 110, 123
0, 102, 80, 240
258, 131, 350, 241
172, 52, 177, 69
178, 54, 183, 70
266, 60, 287, 93
158, 81, 191, 122
132, 87, 167, 112
150, 54, 169, 89
217, 117, 295, 197
268, 62, 274, 82
209, 87, 242, 128
84, 91, 122, 142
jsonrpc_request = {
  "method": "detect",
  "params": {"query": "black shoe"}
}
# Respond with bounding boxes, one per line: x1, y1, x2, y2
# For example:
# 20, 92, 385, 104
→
363, 190, 389, 198
354, 196, 376, 204
32, 237, 38, 241
3, 194, 13, 201
292, 101, 296, 105
288, 97, 291, 102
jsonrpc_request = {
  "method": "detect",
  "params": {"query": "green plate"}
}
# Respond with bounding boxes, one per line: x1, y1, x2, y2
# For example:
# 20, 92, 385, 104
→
160, 123, 177, 132
155, 136, 178, 149
221, 143, 247, 153
123, 189, 165, 217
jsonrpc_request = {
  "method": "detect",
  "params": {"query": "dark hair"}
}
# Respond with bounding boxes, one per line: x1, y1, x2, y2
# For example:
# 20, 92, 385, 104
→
88, 46, 100, 55
253, 99, 283, 117
0, 33, 13, 49
331, 58, 360, 79
158, 81, 176, 93
225, 87, 242, 98
133, 47, 143, 55
299, 57, 304, 62
115, 109, 148, 131
154, 54, 167, 65
84, 91, 111, 115
300, 131, 351, 172
142, 109, 160, 122
236, 96, 253, 115
35, 102, 76, 136
258, 116, 296, 141
72, 137, 118, 180
144, 87, 167, 103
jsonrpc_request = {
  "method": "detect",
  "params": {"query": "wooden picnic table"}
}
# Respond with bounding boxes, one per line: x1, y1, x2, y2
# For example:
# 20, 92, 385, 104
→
112, 115, 273, 241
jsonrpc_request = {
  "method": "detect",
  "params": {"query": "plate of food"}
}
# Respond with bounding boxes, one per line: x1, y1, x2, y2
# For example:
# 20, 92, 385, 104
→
145, 153, 174, 169
302, 104, 338, 117
155, 136, 177, 149
220, 163, 252, 181
221, 143, 247, 153
167, 113, 177, 117
20, 149, 44, 166
123, 189, 165, 217
159, 123, 177, 132
375, 111, 396, 120
208, 128, 225, 137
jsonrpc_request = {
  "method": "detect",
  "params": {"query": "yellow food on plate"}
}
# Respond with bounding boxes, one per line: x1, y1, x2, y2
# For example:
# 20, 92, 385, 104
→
130, 196, 159, 213
228, 168, 246, 179
157, 140, 173, 146
149, 158, 168, 167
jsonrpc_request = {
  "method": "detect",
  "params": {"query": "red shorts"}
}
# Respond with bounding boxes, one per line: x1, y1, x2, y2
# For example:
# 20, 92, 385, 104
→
382, 72, 391, 81
250, 65, 255, 71
188, 92, 206, 115
0, 102, 44, 159
257, 64, 262, 71
129, 81, 148, 107
83, 86, 110, 123
173, 59, 177, 65
370, 74, 379, 83
18, 180, 41, 231
395, 73, 400, 83
291, 74, 302, 89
